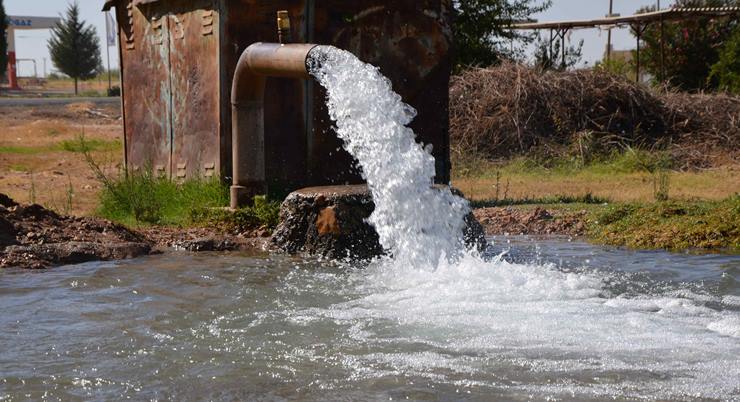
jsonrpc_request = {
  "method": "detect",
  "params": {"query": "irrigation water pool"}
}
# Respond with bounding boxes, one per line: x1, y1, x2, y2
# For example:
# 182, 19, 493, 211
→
1, 47, 739, 400
1, 238, 738, 400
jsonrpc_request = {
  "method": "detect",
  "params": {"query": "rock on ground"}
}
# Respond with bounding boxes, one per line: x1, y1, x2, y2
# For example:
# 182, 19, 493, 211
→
271, 185, 487, 260
0, 194, 151, 269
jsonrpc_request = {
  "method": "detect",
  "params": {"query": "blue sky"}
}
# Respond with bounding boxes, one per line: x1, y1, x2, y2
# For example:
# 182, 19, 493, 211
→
5, 0, 673, 76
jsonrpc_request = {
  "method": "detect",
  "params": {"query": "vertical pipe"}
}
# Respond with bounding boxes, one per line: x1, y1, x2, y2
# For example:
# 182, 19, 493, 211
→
230, 43, 317, 209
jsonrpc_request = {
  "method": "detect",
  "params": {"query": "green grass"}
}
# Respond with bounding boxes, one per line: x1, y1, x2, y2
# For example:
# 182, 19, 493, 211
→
0, 145, 46, 155
57, 138, 121, 153
0, 139, 121, 154
97, 172, 227, 226
96, 171, 280, 230
588, 196, 740, 251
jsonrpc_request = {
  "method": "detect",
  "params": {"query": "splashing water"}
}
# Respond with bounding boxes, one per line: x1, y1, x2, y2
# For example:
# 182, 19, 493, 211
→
308, 46, 469, 268
304, 48, 740, 399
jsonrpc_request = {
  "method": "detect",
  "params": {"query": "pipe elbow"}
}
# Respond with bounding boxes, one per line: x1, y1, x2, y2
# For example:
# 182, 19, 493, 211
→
231, 42, 319, 105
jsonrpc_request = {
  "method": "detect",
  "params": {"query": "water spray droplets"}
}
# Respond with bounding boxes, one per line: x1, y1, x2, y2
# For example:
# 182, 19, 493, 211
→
308, 46, 469, 268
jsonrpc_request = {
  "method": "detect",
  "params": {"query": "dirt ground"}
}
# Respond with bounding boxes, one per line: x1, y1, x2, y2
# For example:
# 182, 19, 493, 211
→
2, 102, 738, 218
11, 77, 121, 96
0, 102, 123, 216
454, 168, 740, 203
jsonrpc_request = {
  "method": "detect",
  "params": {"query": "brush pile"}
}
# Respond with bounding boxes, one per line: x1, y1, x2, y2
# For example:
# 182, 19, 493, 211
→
450, 63, 740, 169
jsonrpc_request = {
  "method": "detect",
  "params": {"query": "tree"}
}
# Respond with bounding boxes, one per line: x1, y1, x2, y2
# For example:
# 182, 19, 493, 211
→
48, 2, 102, 95
453, 0, 551, 71
0, 0, 8, 80
533, 36, 584, 71
709, 26, 740, 93
635, 0, 739, 91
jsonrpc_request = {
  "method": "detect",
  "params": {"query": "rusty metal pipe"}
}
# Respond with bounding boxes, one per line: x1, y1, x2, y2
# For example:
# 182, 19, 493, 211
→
230, 42, 319, 209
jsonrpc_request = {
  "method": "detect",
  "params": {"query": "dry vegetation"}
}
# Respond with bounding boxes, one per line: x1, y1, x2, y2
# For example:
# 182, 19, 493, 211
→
450, 63, 740, 169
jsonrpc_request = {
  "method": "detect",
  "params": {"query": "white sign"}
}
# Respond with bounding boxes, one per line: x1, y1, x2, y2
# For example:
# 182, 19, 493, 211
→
6, 16, 60, 30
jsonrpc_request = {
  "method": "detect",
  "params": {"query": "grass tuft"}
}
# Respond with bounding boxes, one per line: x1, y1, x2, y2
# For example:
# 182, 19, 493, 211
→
96, 171, 230, 227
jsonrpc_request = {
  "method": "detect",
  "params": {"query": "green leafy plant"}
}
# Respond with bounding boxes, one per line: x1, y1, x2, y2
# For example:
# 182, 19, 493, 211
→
709, 26, 740, 93
635, 0, 740, 90
453, 0, 551, 70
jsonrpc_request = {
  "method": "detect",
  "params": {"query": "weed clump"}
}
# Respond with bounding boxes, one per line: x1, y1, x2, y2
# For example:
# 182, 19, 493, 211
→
96, 170, 229, 226
74, 134, 279, 229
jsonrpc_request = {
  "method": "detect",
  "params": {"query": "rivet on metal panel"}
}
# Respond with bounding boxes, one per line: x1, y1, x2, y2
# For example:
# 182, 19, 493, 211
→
201, 9, 214, 36
204, 162, 215, 177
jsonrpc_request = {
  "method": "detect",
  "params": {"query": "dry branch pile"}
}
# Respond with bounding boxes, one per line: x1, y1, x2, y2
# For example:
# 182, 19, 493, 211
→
450, 63, 740, 169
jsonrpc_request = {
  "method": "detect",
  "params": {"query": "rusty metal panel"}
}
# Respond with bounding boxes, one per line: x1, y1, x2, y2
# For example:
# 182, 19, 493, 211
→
167, 0, 221, 179
118, 0, 174, 177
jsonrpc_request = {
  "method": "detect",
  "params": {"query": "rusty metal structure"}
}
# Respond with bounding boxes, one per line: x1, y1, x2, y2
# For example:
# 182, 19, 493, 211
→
102, 0, 454, 199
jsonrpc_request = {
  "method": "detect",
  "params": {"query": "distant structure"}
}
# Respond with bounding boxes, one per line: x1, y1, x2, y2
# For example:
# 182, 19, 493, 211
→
513, 7, 740, 81
4, 16, 61, 89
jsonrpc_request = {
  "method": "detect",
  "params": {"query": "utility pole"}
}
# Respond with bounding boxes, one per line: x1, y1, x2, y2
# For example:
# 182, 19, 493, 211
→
658, 0, 666, 83
606, 0, 614, 62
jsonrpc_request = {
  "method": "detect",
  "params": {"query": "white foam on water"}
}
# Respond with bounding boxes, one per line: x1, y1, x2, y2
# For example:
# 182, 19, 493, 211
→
289, 255, 740, 399
306, 46, 740, 399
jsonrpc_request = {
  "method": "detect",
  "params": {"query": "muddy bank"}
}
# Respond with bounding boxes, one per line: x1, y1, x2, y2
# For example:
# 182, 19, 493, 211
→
473, 206, 588, 237
142, 226, 270, 253
0, 194, 151, 269
0, 193, 273, 269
